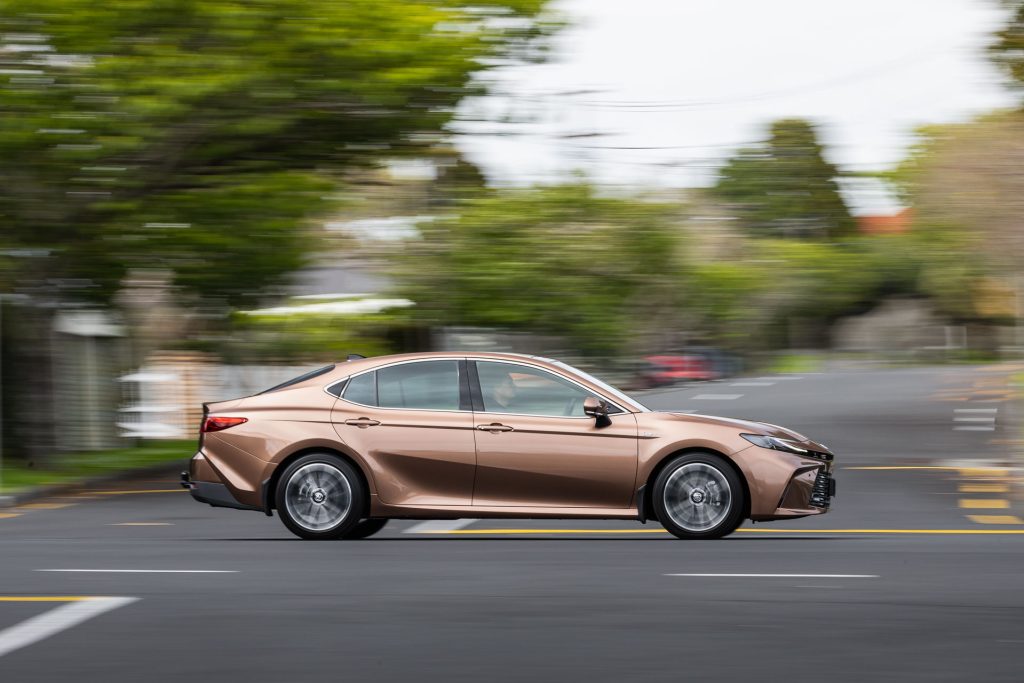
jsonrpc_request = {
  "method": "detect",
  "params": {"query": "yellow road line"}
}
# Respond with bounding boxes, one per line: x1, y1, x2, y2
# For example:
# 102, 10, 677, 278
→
0, 597, 98, 602
967, 515, 1024, 525
959, 483, 1010, 493
424, 528, 1024, 535
959, 468, 1010, 478
840, 466, 1012, 474
959, 499, 1010, 509
0, 513, 21, 519
739, 528, 1024, 534
16, 503, 75, 510
843, 466, 959, 471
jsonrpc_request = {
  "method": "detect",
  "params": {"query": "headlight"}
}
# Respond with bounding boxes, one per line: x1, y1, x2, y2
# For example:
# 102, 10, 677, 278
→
740, 433, 831, 461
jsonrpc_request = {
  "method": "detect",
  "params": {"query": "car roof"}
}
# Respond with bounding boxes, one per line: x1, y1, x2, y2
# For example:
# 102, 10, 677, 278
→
340, 350, 546, 366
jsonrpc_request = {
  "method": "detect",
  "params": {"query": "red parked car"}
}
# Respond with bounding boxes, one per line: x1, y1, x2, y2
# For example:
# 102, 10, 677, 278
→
638, 355, 717, 388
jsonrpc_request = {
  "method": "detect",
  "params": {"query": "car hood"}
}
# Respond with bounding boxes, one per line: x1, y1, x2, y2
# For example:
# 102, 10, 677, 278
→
652, 411, 831, 453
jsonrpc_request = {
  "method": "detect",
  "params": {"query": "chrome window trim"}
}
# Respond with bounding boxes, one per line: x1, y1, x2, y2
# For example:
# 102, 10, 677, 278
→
323, 356, 636, 417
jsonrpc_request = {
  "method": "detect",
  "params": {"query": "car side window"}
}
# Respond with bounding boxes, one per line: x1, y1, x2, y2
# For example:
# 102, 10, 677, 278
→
377, 360, 461, 411
343, 371, 377, 406
476, 361, 601, 417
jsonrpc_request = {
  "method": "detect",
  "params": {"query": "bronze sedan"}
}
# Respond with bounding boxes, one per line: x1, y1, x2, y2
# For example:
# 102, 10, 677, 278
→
183, 352, 835, 540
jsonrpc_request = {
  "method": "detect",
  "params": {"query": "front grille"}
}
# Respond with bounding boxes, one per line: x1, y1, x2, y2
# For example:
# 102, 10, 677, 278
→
809, 469, 834, 509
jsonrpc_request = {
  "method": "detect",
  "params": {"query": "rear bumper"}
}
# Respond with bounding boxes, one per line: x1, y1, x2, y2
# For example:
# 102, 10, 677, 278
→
182, 459, 261, 512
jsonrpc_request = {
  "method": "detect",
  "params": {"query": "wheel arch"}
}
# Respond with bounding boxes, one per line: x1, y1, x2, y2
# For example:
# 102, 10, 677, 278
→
640, 447, 752, 523
262, 446, 372, 517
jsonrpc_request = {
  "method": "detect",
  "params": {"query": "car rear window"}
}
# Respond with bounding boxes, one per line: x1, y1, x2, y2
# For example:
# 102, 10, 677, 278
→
343, 371, 378, 406
259, 364, 336, 394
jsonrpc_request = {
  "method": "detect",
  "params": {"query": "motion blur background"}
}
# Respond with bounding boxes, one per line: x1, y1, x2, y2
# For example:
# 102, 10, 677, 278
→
1, 0, 1024, 483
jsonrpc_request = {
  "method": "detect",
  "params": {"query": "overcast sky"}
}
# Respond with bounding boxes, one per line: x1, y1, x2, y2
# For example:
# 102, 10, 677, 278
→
454, 0, 1017, 210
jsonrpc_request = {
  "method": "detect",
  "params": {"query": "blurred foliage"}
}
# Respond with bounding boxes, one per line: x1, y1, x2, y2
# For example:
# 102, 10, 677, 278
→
687, 235, 919, 350
889, 111, 1024, 322
0, 0, 553, 307
686, 262, 765, 349
392, 179, 927, 358
713, 119, 855, 240
225, 308, 410, 363
991, 1, 1024, 93
396, 184, 685, 357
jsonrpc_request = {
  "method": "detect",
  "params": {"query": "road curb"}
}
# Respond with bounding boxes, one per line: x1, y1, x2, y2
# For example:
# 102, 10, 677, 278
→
0, 460, 188, 508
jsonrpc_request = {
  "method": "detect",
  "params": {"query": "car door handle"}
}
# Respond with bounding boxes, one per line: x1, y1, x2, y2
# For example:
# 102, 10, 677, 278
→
344, 417, 381, 428
477, 423, 513, 433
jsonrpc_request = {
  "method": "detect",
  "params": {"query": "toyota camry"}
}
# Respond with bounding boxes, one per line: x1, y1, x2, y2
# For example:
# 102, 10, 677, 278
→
182, 352, 835, 540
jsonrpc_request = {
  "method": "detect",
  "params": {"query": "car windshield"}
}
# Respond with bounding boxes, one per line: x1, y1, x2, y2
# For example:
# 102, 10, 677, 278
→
547, 359, 649, 412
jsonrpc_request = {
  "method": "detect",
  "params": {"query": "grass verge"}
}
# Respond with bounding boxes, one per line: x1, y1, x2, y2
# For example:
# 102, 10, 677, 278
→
0, 440, 194, 494
764, 352, 824, 375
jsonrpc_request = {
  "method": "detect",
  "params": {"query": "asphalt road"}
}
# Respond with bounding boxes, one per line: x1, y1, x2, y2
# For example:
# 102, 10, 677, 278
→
2, 364, 1022, 682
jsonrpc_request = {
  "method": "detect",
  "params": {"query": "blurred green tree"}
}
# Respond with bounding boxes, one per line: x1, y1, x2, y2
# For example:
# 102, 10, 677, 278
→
0, 0, 552, 307
713, 119, 855, 240
688, 236, 918, 351
888, 112, 1024, 324
396, 184, 685, 357
991, 1, 1024, 93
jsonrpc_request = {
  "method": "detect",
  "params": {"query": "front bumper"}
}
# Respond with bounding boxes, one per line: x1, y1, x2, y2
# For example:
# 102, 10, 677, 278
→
734, 441, 837, 521
761, 462, 835, 520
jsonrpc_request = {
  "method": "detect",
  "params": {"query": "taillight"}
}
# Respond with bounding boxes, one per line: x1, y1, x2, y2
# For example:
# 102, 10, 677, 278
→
201, 416, 248, 433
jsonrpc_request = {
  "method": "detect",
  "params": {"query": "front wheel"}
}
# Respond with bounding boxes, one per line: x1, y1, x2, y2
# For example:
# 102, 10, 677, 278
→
653, 452, 745, 539
275, 454, 366, 540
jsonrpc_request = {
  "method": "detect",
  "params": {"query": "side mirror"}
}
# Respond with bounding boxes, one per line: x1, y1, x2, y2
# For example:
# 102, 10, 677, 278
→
583, 396, 612, 428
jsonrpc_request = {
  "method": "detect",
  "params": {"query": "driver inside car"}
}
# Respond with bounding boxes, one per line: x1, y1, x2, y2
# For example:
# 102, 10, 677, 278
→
490, 373, 518, 411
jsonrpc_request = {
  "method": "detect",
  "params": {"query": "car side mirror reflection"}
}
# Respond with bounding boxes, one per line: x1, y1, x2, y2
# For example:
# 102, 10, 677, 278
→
583, 396, 612, 428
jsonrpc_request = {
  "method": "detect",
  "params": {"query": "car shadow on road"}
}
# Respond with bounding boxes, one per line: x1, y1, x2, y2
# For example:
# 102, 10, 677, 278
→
191, 536, 839, 542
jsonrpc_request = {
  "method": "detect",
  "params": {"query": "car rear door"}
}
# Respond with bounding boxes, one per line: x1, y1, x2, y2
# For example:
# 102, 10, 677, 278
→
469, 360, 638, 508
331, 359, 476, 507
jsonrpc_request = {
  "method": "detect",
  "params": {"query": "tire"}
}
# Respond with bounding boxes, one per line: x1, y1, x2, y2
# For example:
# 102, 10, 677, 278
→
275, 453, 366, 540
342, 518, 389, 540
653, 452, 745, 540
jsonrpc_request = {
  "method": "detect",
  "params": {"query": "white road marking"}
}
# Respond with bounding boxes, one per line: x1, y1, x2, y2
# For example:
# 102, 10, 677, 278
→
665, 573, 878, 578
403, 519, 479, 534
952, 408, 996, 431
36, 569, 237, 574
730, 382, 775, 387
0, 597, 137, 658
691, 394, 743, 400
108, 523, 173, 526
769, 376, 805, 381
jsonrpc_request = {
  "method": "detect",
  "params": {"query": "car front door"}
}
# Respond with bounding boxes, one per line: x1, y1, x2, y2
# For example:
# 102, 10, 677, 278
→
470, 360, 638, 508
331, 359, 476, 507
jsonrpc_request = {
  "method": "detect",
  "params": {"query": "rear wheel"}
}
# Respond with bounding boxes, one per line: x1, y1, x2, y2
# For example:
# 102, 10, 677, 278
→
653, 452, 744, 539
275, 454, 365, 540
342, 518, 388, 540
